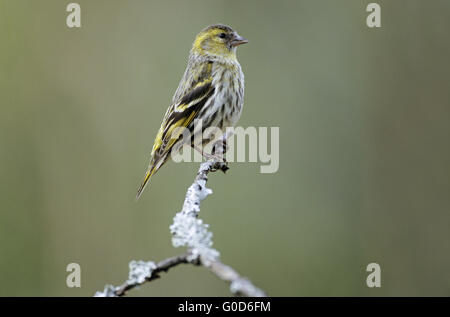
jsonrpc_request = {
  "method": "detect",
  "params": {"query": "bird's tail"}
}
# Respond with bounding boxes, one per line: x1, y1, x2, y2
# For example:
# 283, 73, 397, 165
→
135, 163, 158, 200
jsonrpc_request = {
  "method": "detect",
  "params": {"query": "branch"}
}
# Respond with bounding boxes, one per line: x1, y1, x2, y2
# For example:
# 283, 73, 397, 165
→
95, 160, 266, 297
111, 252, 194, 297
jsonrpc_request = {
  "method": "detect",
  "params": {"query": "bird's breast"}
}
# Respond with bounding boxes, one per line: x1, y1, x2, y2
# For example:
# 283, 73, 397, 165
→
206, 62, 244, 129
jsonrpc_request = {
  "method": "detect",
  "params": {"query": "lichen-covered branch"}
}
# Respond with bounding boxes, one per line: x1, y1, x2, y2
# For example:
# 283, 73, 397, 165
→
95, 252, 196, 297
95, 160, 266, 297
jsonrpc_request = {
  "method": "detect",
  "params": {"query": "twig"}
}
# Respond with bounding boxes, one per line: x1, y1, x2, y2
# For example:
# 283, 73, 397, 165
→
112, 252, 196, 297
95, 160, 266, 297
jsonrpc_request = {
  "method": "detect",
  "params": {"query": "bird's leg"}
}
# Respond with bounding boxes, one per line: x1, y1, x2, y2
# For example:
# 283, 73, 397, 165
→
211, 137, 228, 163
211, 137, 229, 173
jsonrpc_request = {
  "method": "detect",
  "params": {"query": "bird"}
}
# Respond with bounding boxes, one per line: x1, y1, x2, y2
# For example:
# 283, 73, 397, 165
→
136, 24, 248, 199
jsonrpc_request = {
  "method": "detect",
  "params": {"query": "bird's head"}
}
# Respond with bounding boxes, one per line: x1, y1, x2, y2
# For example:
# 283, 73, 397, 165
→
192, 24, 248, 58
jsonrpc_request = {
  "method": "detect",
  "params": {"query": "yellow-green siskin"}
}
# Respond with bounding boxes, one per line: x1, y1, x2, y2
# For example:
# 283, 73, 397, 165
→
136, 24, 248, 199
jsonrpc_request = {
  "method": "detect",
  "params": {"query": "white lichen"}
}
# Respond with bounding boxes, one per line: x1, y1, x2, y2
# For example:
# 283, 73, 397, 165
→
94, 284, 118, 297
170, 161, 220, 261
230, 278, 266, 297
127, 260, 157, 285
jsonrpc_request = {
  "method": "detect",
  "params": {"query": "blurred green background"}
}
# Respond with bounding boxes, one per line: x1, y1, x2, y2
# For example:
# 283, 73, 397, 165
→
1, 0, 449, 296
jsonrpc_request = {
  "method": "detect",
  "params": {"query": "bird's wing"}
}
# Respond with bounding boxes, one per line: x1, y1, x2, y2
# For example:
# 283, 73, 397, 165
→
151, 78, 215, 160
136, 61, 215, 199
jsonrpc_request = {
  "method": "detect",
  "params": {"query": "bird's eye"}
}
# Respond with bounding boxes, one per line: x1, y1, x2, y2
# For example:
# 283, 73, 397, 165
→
218, 33, 227, 39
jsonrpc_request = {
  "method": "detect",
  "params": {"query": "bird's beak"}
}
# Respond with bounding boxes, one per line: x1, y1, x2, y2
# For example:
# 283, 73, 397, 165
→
230, 33, 249, 47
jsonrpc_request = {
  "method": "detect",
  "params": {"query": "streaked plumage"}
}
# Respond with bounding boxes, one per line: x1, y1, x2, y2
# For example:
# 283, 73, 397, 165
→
136, 24, 248, 199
